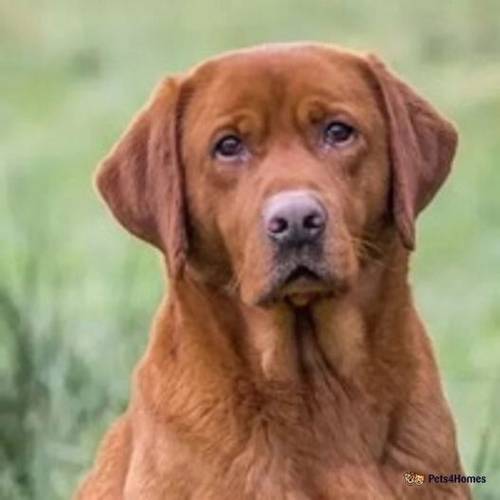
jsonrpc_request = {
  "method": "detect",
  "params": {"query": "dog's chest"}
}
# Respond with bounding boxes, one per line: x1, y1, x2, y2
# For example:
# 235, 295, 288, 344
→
198, 386, 389, 499
128, 369, 390, 499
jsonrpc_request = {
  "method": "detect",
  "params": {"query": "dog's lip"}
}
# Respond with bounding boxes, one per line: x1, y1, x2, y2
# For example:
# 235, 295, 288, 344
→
283, 265, 321, 285
255, 262, 340, 307
280, 277, 332, 305
285, 290, 330, 307
276, 266, 333, 305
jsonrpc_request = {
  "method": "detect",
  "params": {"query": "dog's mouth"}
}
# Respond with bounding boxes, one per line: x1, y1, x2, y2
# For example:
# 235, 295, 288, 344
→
258, 260, 339, 307
281, 265, 331, 307
283, 265, 320, 285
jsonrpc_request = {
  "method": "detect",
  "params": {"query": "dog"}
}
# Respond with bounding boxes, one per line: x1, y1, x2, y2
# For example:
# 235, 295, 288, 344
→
76, 43, 470, 499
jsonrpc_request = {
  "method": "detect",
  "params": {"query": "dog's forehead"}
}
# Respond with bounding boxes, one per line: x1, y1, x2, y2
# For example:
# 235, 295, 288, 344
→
185, 44, 375, 114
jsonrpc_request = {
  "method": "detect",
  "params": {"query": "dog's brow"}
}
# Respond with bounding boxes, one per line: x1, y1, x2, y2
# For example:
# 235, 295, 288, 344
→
207, 109, 267, 139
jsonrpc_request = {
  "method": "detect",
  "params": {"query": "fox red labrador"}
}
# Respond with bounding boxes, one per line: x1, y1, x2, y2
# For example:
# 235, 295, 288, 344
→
76, 43, 470, 499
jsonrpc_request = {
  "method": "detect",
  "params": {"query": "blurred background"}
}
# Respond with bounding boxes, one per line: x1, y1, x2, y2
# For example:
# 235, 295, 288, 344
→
1, 1, 499, 498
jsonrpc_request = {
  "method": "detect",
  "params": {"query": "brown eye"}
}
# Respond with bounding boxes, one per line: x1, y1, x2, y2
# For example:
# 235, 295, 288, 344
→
323, 121, 355, 146
213, 134, 245, 159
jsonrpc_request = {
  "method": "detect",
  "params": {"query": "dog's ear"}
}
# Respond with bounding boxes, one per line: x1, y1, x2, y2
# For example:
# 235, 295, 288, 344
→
95, 78, 188, 277
366, 55, 458, 249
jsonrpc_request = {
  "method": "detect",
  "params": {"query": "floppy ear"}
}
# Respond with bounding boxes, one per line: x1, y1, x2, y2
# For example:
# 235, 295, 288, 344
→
367, 55, 458, 249
95, 78, 188, 277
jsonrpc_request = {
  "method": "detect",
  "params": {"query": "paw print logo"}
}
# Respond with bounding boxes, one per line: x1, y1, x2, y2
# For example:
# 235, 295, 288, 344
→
404, 472, 425, 485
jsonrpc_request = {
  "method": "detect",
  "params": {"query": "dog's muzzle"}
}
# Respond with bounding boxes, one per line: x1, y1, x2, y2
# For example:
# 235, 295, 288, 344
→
260, 190, 333, 306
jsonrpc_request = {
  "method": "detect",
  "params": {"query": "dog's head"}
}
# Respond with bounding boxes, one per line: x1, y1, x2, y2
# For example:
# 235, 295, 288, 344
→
96, 43, 457, 306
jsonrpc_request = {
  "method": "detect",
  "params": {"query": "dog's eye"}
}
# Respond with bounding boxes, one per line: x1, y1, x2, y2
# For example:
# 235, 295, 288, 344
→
323, 121, 355, 146
213, 134, 245, 159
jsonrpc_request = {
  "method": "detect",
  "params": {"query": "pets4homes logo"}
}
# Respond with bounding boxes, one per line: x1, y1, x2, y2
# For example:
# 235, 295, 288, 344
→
404, 472, 487, 486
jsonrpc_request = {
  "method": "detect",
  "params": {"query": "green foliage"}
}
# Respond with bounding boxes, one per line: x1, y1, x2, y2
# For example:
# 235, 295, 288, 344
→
1, 1, 499, 498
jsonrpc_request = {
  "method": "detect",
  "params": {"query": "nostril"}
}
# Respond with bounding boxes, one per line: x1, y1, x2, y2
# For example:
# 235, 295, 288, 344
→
303, 212, 325, 232
303, 210, 326, 237
267, 216, 289, 236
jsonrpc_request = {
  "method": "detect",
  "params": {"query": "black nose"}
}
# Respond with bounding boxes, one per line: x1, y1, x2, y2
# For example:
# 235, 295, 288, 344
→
263, 191, 327, 247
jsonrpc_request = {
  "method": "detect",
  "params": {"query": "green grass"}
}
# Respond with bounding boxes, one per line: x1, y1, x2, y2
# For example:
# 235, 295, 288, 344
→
1, 1, 499, 498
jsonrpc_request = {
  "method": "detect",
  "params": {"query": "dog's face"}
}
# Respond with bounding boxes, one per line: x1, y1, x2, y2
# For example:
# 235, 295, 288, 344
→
182, 46, 389, 305
95, 43, 457, 307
